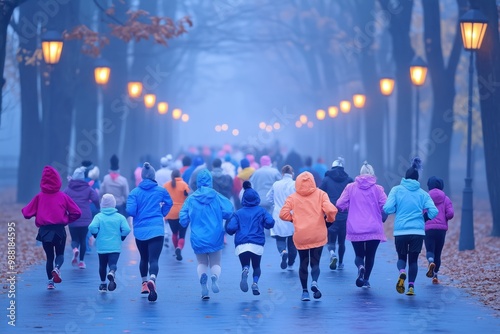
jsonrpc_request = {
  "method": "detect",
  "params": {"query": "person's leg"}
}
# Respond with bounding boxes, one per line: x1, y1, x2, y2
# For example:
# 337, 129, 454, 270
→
53, 233, 66, 269
298, 249, 310, 290
250, 253, 262, 295
107, 253, 120, 291
168, 219, 179, 248
363, 240, 380, 281
177, 220, 187, 250
337, 221, 347, 265
395, 236, 409, 293
98, 254, 108, 282
147, 236, 164, 278
287, 236, 297, 266
108, 252, 120, 273
434, 230, 446, 273
351, 241, 366, 268
408, 252, 420, 285
196, 253, 210, 298
327, 224, 338, 255
69, 226, 79, 249
275, 236, 286, 253
425, 230, 436, 263
42, 241, 55, 280
78, 227, 88, 261
310, 246, 323, 283
238, 252, 252, 292
208, 250, 222, 278
407, 235, 424, 292
135, 238, 149, 281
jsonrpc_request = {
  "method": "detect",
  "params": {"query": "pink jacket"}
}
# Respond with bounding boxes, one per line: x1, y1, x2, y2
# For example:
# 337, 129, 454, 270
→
22, 166, 81, 227
425, 189, 454, 231
336, 175, 387, 242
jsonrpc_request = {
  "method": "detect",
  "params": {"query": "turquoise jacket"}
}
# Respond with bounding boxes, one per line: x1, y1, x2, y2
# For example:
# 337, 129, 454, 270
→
180, 169, 234, 254
88, 208, 131, 254
383, 178, 438, 236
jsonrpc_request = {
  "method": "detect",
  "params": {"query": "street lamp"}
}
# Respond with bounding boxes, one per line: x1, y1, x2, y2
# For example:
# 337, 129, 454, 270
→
328, 106, 338, 118
458, 9, 488, 251
352, 94, 366, 168
144, 94, 156, 109
340, 100, 351, 113
172, 108, 182, 120
410, 56, 428, 153
157, 102, 168, 114
94, 59, 110, 86
353, 94, 366, 108
379, 77, 395, 96
127, 82, 143, 98
316, 109, 326, 120
299, 114, 308, 124
380, 77, 395, 168
41, 31, 64, 64
181, 114, 189, 122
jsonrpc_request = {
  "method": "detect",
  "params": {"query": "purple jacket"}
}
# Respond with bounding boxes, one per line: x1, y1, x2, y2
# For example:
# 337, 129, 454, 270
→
336, 175, 387, 242
22, 166, 81, 227
425, 189, 454, 231
64, 179, 100, 227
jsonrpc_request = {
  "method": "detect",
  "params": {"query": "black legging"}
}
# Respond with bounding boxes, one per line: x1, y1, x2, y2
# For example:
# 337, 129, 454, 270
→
42, 235, 66, 280
69, 226, 88, 261
238, 251, 262, 282
98, 253, 120, 281
397, 252, 420, 283
298, 246, 323, 290
425, 230, 446, 273
275, 236, 297, 266
327, 220, 346, 263
135, 236, 164, 278
351, 240, 380, 281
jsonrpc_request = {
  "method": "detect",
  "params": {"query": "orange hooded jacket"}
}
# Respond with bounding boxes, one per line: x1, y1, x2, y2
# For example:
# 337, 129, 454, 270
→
279, 172, 338, 250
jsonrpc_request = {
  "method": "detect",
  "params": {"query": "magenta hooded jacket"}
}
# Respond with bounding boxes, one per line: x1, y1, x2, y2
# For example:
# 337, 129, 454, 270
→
425, 188, 454, 231
336, 175, 387, 242
22, 166, 81, 227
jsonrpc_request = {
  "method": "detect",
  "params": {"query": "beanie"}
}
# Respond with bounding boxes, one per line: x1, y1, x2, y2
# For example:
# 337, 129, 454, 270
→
360, 161, 375, 176
240, 158, 250, 169
260, 155, 272, 167
141, 162, 156, 181
110, 155, 119, 171
88, 166, 100, 180
332, 157, 345, 167
72, 166, 86, 180
101, 193, 116, 209
160, 154, 173, 168
427, 176, 444, 191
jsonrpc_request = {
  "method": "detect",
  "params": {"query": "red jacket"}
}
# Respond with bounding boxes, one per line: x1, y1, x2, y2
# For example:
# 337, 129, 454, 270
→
22, 166, 81, 227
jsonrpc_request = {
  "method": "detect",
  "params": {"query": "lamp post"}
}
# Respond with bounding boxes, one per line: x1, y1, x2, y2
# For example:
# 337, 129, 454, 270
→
127, 82, 143, 99
41, 30, 64, 65
353, 94, 366, 169
316, 109, 326, 158
458, 9, 488, 251
380, 77, 395, 169
410, 56, 428, 154
94, 58, 111, 169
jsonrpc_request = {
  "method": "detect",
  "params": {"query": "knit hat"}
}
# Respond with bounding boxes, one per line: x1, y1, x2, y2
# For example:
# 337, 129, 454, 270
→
101, 193, 116, 209
332, 157, 345, 167
141, 162, 156, 181
110, 154, 119, 171
360, 161, 375, 176
160, 154, 173, 167
212, 158, 222, 168
260, 155, 272, 167
81, 160, 94, 178
88, 166, 100, 180
427, 176, 444, 191
405, 157, 422, 181
72, 166, 86, 180
224, 153, 232, 162
240, 158, 250, 169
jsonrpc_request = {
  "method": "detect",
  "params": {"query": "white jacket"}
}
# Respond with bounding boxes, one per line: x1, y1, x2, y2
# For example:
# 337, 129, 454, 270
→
266, 173, 295, 237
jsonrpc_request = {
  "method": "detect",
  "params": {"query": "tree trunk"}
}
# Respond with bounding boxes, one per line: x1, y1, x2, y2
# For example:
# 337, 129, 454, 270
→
379, 0, 415, 187
16, 1, 42, 203
0, 0, 18, 122
421, 0, 466, 194
471, 0, 500, 236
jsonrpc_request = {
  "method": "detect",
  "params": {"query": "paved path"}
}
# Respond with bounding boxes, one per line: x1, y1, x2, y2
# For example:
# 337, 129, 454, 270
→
2, 232, 499, 333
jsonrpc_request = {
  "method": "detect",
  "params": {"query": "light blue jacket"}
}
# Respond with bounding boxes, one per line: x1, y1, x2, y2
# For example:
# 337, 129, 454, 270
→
88, 208, 131, 254
126, 179, 173, 241
180, 169, 234, 254
384, 178, 438, 236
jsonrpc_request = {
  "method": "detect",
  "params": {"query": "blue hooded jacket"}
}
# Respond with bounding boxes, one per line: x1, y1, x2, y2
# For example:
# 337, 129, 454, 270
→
226, 186, 274, 247
88, 207, 131, 254
180, 169, 234, 254
383, 178, 438, 236
126, 179, 173, 241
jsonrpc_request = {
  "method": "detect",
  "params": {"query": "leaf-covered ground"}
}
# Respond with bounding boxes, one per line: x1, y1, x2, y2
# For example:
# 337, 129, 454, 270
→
2, 188, 499, 312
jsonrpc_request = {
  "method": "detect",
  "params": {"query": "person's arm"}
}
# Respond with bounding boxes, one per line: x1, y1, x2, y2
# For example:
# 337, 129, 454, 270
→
263, 211, 275, 229
120, 215, 131, 239
90, 188, 100, 210
279, 196, 293, 222
445, 197, 454, 221
335, 186, 350, 211
123, 177, 130, 197
65, 195, 82, 223
423, 192, 439, 220
319, 178, 328, 192
225, 213, 239, 235
99, 179, 107, 200
179, 199, 191, 228
377, 186, 388, 222
383, 187, 397, 215
88, 215, 100, 237
266, 186, 274, 206
323, 192, 338, 223
21, 195, 39, 219
126, 191, 137, 217
220, 195, 235, 220
161, 189, 173, 217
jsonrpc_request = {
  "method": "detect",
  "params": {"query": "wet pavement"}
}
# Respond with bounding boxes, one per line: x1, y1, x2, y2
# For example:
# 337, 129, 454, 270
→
2, 232, 499, 333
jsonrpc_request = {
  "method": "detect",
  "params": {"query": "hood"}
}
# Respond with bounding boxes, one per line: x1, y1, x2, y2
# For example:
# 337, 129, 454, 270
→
242, 188, 260, 207
101, 207, 118, 215
326, 166, 349, 182
355, 174, 377, 189
139, 178, 158, 190
295, 172, 316, 196
211, 167, 224, 176
191, 187, 217, 204
429, 188, 446, 204
40, 166, 62, 194
68, 179, 90, 191
400, 178, 420, 191
197, 169, 213, 188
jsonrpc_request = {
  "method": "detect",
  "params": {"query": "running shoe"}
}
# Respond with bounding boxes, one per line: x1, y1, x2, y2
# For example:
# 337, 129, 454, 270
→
107, 271, 116, 291
406, 286, 415, 296
147, 279, 157, 302
311, 281, 322, 299
99, 284, 107, 293
432, 276, 439, 284
337, 263, 344, 270
78, 261, 86, 269
396, 272, 407, 294
280, 251, 288, 270
426, 262, 436, 278
240, 268, 249, 292
329, 256, 338, 270
211, 274, 220, 293
175, 247, 183, 261
301, 291, 311, 301
51, 267, 62, 283
72, 248, 79, 266
252, 283, 260, 296
141, 281, 149, 295
47, 281, 55, 290
200, 273, 209, 300
363, 280, 371, 288
356, 266, 365, 287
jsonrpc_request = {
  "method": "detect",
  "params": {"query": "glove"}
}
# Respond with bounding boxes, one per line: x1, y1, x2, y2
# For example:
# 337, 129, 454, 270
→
423, 212, 430, 222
